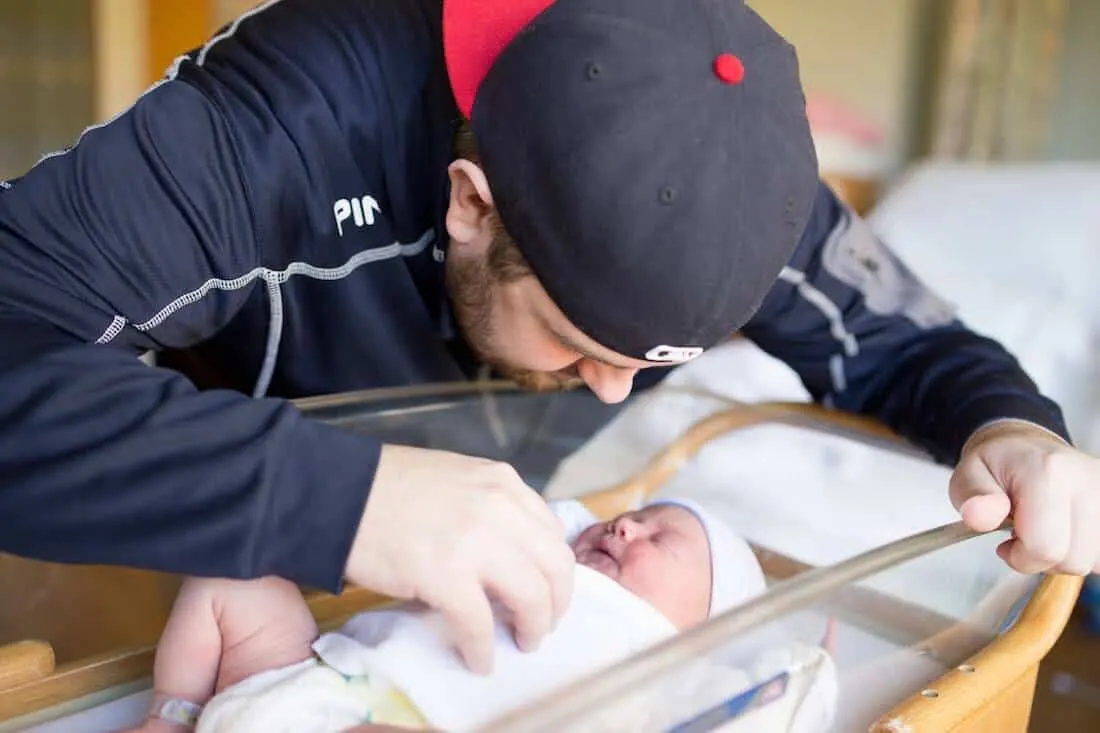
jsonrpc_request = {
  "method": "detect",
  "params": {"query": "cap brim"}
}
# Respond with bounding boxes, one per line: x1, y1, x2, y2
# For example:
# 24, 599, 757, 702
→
443, 0, 555, 119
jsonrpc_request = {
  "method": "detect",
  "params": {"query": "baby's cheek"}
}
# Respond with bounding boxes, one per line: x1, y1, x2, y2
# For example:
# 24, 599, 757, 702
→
618, 564, 669, 610
624, 558, 709, 629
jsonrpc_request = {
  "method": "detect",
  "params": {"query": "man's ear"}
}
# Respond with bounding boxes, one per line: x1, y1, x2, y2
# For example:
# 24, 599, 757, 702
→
446, 159, 495, 252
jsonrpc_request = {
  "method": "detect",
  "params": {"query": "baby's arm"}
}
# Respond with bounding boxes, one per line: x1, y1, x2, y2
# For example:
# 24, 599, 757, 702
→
120, 576, 317, 733
147, 578, 230, 731
115, 577, 228, 733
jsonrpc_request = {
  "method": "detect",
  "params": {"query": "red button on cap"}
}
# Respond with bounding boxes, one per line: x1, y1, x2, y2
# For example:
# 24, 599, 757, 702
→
714, 53, 745, 85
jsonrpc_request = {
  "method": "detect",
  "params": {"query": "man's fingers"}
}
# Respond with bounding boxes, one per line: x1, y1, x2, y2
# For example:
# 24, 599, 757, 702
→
995, 538, 1019, 570
1060, 489, 1099, 576
950, 456, 1012, 532
505, 518, 576, 626
997, 536, 1061, 575
485, 477, 575, 626
1012, 467, 1070, 572
949, 456, 1007, 510
992, 463, 1070, 574
432, 581, 497, 675
352, 447, 585, 677
481, 550, 555, 655
547, 540, 575, 626
959, 494, 1011, 533
527, 523, 577, 627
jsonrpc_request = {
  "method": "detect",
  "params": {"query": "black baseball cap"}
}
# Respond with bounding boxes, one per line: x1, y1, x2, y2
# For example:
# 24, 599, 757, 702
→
444, 0, 818, 364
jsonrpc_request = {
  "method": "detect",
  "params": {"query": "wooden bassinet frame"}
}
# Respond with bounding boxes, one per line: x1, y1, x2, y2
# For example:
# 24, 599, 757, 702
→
0, 399, 1082, 732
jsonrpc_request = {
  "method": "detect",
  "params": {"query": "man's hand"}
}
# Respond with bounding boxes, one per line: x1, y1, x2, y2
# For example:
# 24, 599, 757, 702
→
345, 445, 575, 675
950, 420, 1100, 576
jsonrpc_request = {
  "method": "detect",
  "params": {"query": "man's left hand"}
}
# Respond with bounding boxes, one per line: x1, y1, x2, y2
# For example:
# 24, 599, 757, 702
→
949, 420, 1100, 576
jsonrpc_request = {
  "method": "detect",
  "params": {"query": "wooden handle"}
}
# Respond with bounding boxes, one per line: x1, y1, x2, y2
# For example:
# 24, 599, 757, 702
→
869, 572, 1083, 732
0, 640, 55, 692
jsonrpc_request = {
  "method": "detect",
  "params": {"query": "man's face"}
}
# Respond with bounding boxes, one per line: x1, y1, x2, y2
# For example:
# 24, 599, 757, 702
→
443, 159, 653, 404
571, 504, 712, 629
445, 246, 652, 403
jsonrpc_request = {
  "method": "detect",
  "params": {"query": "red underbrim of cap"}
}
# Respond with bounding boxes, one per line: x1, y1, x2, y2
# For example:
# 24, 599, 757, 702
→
443, 0, 555, 119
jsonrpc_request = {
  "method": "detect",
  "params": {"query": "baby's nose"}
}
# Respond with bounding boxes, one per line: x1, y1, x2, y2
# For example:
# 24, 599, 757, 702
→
613, 517, 641, 542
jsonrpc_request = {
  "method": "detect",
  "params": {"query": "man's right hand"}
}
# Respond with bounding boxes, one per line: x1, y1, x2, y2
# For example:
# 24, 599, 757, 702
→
345, 444, 576, 675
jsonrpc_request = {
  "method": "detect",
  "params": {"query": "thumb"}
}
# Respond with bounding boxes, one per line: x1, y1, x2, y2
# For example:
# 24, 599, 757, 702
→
959, 494, 1011, 533
950, 458, 1011, 533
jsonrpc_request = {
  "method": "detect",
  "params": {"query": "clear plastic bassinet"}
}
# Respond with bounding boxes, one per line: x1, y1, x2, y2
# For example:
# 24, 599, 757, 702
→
0, 382, 1081, 732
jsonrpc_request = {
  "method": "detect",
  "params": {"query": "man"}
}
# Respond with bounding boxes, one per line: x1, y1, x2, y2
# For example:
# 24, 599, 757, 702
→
0, 0, 1097, 680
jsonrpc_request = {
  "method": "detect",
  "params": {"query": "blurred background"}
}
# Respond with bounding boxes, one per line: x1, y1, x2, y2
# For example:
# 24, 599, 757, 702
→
3, 0, 1099, 198
0, 1, 1097, 730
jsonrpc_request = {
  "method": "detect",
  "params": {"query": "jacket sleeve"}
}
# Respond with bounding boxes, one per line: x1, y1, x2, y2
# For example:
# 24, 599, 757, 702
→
0, 25, 379, 593
740, 181, 1069, 465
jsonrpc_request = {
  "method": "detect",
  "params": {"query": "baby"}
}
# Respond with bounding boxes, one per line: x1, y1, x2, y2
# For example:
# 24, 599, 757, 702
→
121, 498, 788, 733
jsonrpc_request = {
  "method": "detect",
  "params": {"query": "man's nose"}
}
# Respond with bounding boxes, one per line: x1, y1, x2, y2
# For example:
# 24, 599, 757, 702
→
579, 361, 637, 404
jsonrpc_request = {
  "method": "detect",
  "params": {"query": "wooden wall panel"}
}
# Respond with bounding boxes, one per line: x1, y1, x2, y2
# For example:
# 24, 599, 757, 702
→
146, 0, 212, 84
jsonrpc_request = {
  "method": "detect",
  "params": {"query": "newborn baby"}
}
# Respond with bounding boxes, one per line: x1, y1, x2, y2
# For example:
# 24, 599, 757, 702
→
124, 498, 769, 733
553, 496, 767, 622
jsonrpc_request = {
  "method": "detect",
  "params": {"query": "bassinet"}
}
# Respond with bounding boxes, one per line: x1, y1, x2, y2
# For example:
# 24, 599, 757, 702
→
0, 383, 1081, 731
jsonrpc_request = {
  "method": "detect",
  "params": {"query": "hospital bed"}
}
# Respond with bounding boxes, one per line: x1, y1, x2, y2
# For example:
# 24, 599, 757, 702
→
0, 380, 1081, 732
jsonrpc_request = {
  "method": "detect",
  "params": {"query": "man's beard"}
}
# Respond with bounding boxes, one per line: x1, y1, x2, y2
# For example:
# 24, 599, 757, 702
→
445, 254, 586, 393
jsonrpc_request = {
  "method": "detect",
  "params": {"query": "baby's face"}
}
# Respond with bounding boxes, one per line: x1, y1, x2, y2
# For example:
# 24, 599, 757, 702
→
570, 505, 711, 629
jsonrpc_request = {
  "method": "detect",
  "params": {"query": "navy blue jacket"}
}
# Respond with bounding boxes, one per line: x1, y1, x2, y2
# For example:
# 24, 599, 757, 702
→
0, 0, 1067, 592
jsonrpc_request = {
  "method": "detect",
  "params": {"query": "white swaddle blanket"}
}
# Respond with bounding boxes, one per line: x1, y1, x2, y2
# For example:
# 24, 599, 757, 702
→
199, 562, 679, 732
335, 563, 680, 731
197, 500, 836, 732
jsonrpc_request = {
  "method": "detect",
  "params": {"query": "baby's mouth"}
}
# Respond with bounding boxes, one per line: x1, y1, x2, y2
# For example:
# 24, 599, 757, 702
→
579, 546, 619, 577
